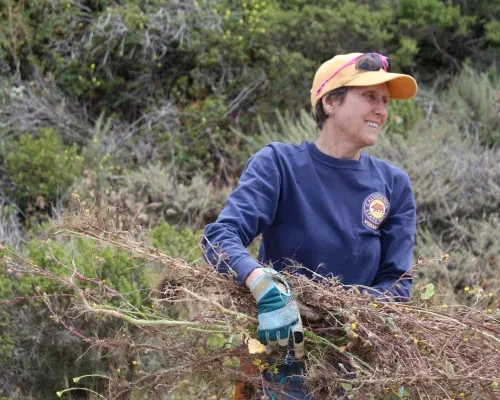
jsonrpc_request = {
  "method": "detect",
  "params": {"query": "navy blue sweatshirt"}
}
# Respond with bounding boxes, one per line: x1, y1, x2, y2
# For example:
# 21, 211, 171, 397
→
202, 141, 416, 300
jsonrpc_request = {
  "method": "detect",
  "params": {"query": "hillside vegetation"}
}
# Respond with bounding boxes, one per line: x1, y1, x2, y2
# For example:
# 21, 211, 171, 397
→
0, 0, 499, 398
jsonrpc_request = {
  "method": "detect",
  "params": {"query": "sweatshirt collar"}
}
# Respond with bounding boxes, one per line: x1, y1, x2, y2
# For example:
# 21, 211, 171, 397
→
307, 141, 368, 170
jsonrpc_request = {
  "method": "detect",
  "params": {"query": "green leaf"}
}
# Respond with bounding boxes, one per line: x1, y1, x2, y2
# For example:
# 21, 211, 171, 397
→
340, 383, 353, 391
420, 283, 435, 300
398, 386, 409, 398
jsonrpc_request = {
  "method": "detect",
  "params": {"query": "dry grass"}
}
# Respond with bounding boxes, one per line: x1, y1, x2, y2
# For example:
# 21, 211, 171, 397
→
1, 211, 498, 400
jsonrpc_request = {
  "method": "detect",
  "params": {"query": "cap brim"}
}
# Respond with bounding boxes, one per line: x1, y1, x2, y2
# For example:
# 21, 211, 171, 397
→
347, 71, 418, 100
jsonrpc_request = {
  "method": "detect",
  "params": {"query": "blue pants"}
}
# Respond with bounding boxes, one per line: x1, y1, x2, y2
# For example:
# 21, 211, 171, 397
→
261, 359, 313, 400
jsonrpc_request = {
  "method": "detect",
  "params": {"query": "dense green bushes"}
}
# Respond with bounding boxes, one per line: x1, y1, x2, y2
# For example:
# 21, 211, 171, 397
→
4, 128, 83, 205
2, 0, 500, 182
0, 219, 203, 399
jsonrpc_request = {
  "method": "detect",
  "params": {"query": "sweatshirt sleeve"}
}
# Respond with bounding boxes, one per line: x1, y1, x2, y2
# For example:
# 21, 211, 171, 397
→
201, 146, 281, 285
371, 174, 416, 301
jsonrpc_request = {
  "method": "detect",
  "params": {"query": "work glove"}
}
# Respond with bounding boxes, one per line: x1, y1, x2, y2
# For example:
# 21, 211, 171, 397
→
249, 268, 304, 358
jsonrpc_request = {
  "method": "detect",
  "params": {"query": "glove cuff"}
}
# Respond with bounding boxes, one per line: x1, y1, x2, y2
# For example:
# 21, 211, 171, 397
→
249, 268, 290, 302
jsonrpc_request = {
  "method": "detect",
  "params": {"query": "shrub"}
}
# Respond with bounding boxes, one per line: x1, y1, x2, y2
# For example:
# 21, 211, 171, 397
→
0, 230, 154, 398
152, 222, 201, 264
441, 66, 500, 146
414, 214, 500, 306
4, 128, 83, 205
384, 99, 422, 138
0, 200, 23, 249
70, 162, 232, 230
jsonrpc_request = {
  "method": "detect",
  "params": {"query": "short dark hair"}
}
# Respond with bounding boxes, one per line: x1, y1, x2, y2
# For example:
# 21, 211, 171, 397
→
314, 87, 349, 130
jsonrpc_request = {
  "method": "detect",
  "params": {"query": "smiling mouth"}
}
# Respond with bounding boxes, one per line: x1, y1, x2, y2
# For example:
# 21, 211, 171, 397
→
366, 121, 380, 128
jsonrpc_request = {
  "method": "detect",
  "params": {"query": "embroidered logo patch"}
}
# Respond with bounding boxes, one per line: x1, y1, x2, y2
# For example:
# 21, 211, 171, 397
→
362, 192, 390, 230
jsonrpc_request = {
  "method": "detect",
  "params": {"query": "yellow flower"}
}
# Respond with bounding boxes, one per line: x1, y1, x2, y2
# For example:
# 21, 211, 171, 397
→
489, 293, 493, 297
252, 359, 262, 366
441, 304, 448, 309
488, 309, 493, 313
73, 377, 79, 383
394, 334, 399, 338
404, 307, 409, 312
492, 381, 499, 387
90, 63, 95, 69
444, 253, 449, 259
56, 392, 63, 397
132, 360, 138, 365
351, 333, 359, 339
464, 287, 470, 292
463, 337, 469, 343
459, 393, 465, 397
413, 338, 419, 345
351, 322, 357, 330
116, 368, 121, 373
372, 303, 378, 308
272, 367, 279, 375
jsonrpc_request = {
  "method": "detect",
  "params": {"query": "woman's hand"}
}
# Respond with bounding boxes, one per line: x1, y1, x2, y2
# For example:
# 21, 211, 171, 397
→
248, 268, 304, 358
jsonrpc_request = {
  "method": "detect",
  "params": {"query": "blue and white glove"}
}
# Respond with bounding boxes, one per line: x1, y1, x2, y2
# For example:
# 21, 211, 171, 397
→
249, 268, 304, 358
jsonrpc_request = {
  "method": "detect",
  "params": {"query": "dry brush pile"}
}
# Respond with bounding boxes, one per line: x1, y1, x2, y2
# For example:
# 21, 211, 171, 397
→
1, 211, 498, 400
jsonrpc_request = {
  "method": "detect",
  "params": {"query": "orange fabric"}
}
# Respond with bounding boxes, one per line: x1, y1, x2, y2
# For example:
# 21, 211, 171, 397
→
235, 355, 258, 400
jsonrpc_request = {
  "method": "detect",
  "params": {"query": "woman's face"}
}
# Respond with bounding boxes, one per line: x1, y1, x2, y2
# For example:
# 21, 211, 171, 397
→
329, 83, 390, 149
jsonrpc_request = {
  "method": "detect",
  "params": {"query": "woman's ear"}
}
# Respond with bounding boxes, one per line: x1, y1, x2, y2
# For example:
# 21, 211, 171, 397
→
321, 94, 337, 117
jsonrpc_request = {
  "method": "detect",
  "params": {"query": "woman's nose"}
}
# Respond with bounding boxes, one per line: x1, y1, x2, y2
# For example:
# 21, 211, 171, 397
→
374, 100, 388, 117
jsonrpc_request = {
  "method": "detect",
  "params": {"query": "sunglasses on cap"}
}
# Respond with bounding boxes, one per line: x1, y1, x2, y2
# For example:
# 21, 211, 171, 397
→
315, 53, 391, 97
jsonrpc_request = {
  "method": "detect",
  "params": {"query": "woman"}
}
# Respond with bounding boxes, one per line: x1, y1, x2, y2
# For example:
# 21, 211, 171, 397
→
202, 52, 418, 399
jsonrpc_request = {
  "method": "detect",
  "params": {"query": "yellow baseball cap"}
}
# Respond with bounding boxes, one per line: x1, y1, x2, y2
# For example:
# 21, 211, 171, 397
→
310, 52, 418, 109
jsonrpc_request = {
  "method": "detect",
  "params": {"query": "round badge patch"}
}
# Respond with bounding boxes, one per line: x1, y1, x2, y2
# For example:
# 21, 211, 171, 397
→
362, 192, 390, 230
